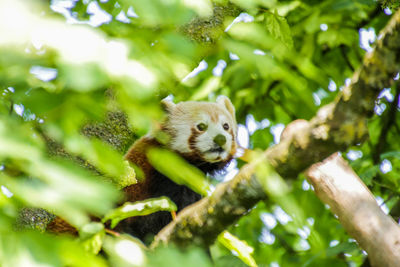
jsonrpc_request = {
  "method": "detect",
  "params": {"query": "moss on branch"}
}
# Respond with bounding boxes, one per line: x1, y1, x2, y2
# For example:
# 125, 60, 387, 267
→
180, 3, 241, 44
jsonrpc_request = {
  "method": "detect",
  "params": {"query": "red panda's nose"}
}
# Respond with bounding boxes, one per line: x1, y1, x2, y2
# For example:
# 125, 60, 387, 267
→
213, 134, 226, 147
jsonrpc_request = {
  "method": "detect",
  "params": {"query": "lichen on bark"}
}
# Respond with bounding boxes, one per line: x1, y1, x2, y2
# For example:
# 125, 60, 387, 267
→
180, 3, 241, 44
82, 111, 136, 154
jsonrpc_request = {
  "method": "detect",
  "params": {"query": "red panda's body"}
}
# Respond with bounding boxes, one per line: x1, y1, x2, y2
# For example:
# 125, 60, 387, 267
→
119, 97, 237, 242
47, 97, 237, 243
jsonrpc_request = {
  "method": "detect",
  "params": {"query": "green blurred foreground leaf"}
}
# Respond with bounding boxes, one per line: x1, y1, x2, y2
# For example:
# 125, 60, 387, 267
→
79, 222, 105, 255
103, 197, 177, 228
103, 234, 147, 267
64, 137, 137, 188
147, 148, 211, 196
147, 245, 212, 267
0, 231, 107, 267
0, 118, 120, 227
218, 231, 257, 267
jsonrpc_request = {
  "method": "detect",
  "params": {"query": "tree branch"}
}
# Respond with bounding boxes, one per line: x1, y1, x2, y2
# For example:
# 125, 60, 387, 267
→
305, 153, 400, 267
152, 10, 400, 248
267, 10, 400, 178
151, 160, 267, 248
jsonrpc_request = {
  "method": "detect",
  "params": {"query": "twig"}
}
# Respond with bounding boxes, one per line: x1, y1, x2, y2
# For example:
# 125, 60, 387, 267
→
105, 228, 121, 237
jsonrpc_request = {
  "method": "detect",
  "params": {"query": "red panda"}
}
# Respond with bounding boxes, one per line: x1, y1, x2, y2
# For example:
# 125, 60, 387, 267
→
118, 96, 238, 242
47, 96, 237, 243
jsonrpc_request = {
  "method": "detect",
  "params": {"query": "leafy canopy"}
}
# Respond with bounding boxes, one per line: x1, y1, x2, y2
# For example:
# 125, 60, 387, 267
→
0, 0, 398, 266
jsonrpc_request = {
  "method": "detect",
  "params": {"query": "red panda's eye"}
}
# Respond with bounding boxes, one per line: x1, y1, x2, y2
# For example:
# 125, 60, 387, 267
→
197, 123, 208, 131
223, 123, 229, 130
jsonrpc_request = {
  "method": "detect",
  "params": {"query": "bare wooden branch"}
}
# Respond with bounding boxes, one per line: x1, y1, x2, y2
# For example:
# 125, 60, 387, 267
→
306, 153, 400, 267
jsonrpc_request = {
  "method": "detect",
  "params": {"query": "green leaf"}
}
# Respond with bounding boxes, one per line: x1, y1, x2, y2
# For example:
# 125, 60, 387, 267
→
0, 231, 107, 267
102, 234, 147, 267
147, 245, 212, 267
103, 197, 177, 228
317, 28, 358, 47
80, 222, 105, 240
227, 23, 278, 54
359, 165, 380, 186
264, 11, 293, 49
254, 156, 290, 197
147, 148, 211, 196
190, 76, 221, 100
64, 136, 131, 179
80, 222, 106, 255
218, 231, 257, 267
213, 255, 247, 267
326, 241, 359, 257
380, 151, 400, 160
119, 0, 195, 26
59, 63, 109, 92
251, 128, 273, 150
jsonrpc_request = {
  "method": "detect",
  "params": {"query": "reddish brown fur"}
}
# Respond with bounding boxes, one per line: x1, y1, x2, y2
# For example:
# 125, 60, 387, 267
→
188, 127, 201, 159
123, 136, 160, 202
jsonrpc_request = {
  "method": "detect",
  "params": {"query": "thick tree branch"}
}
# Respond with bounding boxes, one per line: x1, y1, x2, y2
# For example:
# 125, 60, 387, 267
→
152, 10, 400, 248
305, 153, 400, 267
151, 157, 267, 248
267, 10, 400, 178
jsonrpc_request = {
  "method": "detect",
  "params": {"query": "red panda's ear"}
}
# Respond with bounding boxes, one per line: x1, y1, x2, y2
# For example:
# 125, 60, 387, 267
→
161, 98, 176, 113
217, 96, 236, 120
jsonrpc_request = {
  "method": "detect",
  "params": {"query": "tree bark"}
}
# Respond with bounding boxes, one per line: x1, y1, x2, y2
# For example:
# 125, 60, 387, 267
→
150, 156, 268, 248
306, 153, 400, 267
152, 10, 400, 248
265, 9, 400, 179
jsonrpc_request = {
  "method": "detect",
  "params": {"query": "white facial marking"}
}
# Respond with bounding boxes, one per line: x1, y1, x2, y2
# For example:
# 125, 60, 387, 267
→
169, 120, 192, 154
166, 101, 236, 163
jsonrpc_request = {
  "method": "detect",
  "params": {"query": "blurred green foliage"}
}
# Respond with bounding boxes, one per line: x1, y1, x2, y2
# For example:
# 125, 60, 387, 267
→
0, 0, 398, 266
103, 197, 177, 228
147, 148, 212, 196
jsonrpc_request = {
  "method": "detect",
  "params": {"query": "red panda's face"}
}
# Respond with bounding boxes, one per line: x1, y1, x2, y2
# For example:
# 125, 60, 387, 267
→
162, 97, 237, 163
190, 111, 235, 162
